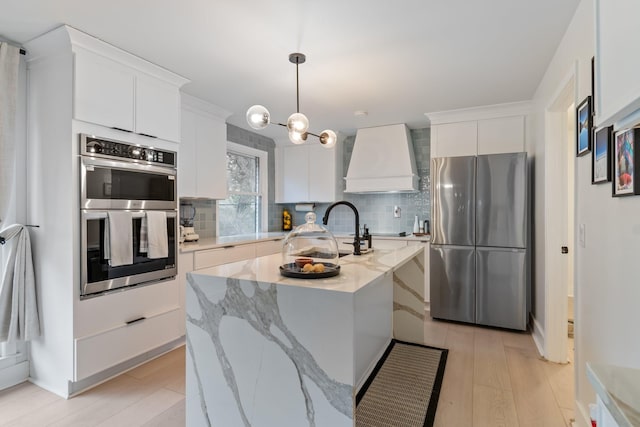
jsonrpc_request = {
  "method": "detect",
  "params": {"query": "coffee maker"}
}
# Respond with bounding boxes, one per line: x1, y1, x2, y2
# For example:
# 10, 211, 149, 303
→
179, 202, 199, 242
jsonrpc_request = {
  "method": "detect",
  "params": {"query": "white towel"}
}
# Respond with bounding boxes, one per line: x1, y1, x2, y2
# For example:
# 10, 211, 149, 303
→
104, 211, 133, 266
145, 211, 168, 259
0, 224, 40, 342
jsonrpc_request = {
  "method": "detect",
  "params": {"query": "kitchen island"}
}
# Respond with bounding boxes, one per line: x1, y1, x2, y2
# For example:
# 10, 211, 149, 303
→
185, 245, 425, 426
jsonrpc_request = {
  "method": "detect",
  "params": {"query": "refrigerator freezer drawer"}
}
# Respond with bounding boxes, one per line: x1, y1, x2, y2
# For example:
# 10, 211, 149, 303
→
430, 245, 475, 323
431, 156, 476, 246
476, 153, 527, 248
476, 247, 527, 330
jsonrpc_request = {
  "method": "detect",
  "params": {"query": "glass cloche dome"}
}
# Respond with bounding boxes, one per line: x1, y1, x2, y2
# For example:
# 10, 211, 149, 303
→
280, 212, 340, 278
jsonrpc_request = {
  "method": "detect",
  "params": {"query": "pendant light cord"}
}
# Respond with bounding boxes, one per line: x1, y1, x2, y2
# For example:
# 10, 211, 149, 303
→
296, 61, 300, 113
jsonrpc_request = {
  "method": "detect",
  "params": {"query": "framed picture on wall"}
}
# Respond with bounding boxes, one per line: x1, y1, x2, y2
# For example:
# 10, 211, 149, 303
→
576, 96, 592, 157
612, 128, 640, 196
592, 126, 612, 184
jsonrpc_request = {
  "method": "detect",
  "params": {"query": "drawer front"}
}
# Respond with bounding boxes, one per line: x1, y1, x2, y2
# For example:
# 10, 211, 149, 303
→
74, 308, 182, 381
74, 278, 179, 338
255, 239, 284, 257
194, 244, 256, 270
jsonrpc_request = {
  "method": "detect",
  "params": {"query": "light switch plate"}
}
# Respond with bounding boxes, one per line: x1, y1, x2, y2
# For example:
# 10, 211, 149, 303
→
579, 223, 586, 248
394, 206, 401, 218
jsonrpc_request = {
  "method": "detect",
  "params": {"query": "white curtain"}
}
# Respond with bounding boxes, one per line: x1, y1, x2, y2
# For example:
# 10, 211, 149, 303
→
0, 42, 20, 226
0, 43, 22, 365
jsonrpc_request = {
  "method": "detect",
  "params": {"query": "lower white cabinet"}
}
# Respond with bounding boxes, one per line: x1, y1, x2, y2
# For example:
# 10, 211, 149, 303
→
255, 238, 284, 257
194, 244, 256, 270
408, 240, 430, 303
74, 308, 183, 381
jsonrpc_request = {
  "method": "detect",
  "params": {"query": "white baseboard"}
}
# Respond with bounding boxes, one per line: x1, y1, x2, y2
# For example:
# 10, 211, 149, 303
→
531, 315, 545, 357
575, 400, 591, 427
0, 360, 29, 391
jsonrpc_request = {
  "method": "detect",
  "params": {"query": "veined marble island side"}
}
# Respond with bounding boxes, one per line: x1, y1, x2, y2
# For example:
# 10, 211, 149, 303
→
185, 245, 425, 427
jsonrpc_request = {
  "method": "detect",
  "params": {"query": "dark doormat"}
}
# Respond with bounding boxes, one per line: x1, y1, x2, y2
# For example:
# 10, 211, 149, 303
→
355, 340, 448, 427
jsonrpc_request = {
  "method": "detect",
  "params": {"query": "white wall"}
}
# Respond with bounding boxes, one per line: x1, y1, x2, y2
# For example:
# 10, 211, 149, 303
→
531, 0, 640, 423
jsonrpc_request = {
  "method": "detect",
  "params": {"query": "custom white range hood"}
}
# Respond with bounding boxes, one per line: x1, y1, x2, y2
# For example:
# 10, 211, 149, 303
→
345, 123, 418, 193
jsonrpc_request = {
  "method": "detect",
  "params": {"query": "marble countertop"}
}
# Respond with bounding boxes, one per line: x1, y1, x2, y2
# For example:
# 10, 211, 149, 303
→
180, 232, 430, 253
190, 245, 424, 294
587, 363, 640, 426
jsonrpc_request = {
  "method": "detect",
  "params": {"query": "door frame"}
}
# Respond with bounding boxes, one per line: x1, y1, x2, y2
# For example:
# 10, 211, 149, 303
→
543, 63, 578, 363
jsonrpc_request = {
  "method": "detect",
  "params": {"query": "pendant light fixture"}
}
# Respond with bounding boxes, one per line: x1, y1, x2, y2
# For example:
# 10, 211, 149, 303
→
246, 53, 337, 148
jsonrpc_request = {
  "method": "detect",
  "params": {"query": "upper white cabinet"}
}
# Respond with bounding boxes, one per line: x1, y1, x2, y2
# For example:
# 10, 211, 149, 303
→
431, 121, 477, 158
70, 28, 188, 142
74, 49, 135, 132
477, 115, 525, 154
428, 103, 529, 158
180, 94, 231, 199
595, 0, 640, 127
276, 142, 342, 203
135, 74, 181, 141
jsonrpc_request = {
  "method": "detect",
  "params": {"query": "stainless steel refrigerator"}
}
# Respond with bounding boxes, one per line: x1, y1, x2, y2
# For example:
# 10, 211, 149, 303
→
430, 153, 528, 330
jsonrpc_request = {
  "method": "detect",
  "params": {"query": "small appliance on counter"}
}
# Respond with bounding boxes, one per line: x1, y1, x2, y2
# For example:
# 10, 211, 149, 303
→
180, 203, 199, 242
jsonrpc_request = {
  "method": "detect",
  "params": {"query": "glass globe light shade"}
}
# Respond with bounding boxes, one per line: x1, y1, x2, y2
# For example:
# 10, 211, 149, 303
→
289, 130, 307, 145
319, 130, 337, 148
246, 105, 270, 130
287, 112, 309, 134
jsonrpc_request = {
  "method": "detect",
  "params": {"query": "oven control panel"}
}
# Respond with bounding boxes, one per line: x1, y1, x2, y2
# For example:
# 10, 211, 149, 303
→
80, 134, 176, 168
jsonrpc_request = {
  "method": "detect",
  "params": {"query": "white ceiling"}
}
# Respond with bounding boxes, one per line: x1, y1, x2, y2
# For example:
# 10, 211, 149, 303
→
1, 0, 580, 139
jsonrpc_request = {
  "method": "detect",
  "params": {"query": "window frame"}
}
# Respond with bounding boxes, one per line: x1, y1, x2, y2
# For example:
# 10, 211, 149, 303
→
216, 141, 268, 236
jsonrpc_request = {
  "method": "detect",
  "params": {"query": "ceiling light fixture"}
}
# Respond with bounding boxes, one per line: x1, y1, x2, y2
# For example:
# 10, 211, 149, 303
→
246, 53, 337, 148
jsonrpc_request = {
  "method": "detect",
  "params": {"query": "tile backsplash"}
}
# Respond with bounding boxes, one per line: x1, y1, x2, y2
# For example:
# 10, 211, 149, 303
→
185, 125, 430, 237
284, 128, 431, 235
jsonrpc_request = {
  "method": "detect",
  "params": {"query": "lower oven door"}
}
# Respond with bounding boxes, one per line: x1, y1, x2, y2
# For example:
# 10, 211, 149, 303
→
81, 210, 177, 298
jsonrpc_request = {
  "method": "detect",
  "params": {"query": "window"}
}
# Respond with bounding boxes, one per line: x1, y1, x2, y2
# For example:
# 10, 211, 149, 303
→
217, 142, 268, 236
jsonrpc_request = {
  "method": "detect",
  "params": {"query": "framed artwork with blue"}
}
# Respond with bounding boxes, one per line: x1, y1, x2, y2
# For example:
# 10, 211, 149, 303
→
612, 128, 640, 197
576, 96, 592, 157
592, 126, 612, 184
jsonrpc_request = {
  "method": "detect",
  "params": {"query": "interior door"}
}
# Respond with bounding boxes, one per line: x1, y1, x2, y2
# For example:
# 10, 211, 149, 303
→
430, 245, 475, 323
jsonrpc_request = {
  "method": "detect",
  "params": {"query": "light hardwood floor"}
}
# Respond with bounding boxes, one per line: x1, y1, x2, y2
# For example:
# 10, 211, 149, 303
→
0, 312, 574, 426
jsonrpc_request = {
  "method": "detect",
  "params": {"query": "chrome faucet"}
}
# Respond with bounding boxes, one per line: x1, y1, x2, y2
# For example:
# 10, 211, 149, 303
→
322, 201, 362, 255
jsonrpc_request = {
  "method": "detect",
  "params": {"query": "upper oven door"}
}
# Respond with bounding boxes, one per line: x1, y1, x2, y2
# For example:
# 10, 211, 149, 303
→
80, 157, 177, 210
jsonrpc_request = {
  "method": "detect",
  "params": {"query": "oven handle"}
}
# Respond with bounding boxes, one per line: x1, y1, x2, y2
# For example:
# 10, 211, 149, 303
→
83, 211, 177, 220
80, 156, 177, 176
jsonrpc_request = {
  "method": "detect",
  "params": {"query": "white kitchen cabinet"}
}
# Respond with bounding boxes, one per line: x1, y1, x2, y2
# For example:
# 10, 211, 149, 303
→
194, 244, 256, 270
432, 116, 526, 157
74, 308, 182, 381
477, 116, 525, 154
281, 145, 309, 202
255, 238, 284, 257
135, 74, 181, 141
408, 240, 430, 304
71, 28, 187, 142
179, 94, 231, 199
276, 142, 342, 203
431, 121, 477, 158
74, 48, 135, 132
595, 0, 640, 127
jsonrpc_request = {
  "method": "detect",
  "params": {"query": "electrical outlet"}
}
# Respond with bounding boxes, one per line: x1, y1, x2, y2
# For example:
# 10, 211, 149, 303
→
394, 206, 401, 218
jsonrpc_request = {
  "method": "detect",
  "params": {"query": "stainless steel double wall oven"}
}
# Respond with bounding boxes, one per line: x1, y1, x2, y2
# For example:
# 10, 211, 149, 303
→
79, 134, 178, 297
